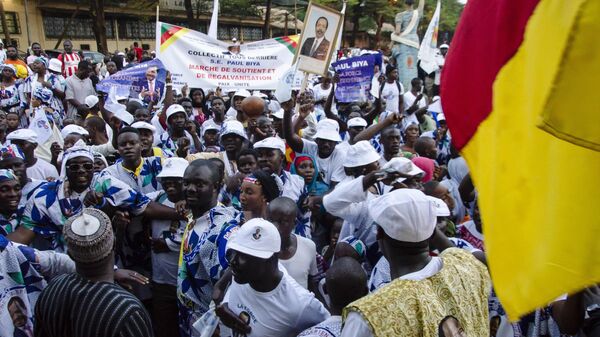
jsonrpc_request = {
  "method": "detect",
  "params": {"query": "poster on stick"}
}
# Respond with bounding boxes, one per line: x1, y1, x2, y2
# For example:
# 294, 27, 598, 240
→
156, 22, 300, 90
332, 54, 375, 103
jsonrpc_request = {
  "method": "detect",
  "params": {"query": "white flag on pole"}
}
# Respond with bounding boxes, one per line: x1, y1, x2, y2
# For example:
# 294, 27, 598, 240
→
418, 0, 441, 74
208, 0, 219, 39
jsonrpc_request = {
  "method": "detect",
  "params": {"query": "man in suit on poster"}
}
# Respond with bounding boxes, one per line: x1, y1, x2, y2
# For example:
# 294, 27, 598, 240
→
300, 17, 331, 61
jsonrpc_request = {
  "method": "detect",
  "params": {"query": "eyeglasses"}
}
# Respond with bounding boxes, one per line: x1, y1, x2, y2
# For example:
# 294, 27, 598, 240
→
66, 163, 94, 172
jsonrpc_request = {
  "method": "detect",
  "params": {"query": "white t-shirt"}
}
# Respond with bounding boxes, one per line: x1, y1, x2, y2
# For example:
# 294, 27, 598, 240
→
298, 315, 342, 337
223, 269, 330, 337
302, 139, 346, 185
380, 81, 404, 114
279, 235, 318, 289
26, 159, 59, 181
402, 91, 427, 129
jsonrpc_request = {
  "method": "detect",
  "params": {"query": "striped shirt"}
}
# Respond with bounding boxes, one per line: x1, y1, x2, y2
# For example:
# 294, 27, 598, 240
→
58, 52, 81, 77
34, 273, 154, 337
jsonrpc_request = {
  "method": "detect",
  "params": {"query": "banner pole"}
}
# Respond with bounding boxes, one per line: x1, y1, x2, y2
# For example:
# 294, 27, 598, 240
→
156, 5, 159, 23
294, 71, 309, 115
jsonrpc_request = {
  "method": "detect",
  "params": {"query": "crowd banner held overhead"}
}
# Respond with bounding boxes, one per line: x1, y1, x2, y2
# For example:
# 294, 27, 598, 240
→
442, 0, 600, 320
418, 0, 441, 74
96, 59, 167, 99
293, 2, 343, 76
156, 21, 300, 90
331, 54, 375, 103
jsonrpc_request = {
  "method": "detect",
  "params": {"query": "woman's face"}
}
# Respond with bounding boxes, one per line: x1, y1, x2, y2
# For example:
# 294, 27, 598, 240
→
93, 158, 107, 173
404, 124, 420, 142
6, 114, 19, 129
192, 90, 204, 104
295, 159, 315, 184
2, 68, 14, 79
240, 180, 266, 213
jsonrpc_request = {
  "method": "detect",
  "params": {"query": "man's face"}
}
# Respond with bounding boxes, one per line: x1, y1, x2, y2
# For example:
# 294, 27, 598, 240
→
315, 138, 337, 158
64, 134, 84, 150
257, 118, 274, 139
257, 148, 283, 175
181, 101, 193, 117
8, 300, 27, 327
348, 126, 365, 141
93, 157, 107, 173
268, 207, 295, 240
106, 62, 117, 75
0, 158, 26, 186
117, 132, 142, 164
77, 65, 91, 79
0, 179, 21, 214
138, 129, 154, 152
211, 99, 225, 119
227, 249, 269, 284
6, 114, 19, 129
145, 67, 157, 81
425, 140, 438, 159
432, 184, 455, 213
6, 47, 17, 60
440, 47, 448, 56
161, 177, 183, 201
32, 44, 42, 55
237, 154, 257, 175
134, 109, 150, 123
221, 134, 243, 154
203, 129, 218, 147
381, 129, 401, 155
10, 140, 35, 158
63, 41, 73, 53
65, 157, 94, 192
272, 118, 283, 136
412, 79, 423, 92
389, 69, 398, 81
315, 18, 328, 39
183, 165, 217, 210
168, 112, 186, 130
441, 317, 467, 337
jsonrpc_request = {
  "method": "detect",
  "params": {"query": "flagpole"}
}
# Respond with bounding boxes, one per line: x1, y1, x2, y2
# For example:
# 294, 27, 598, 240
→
156, 5, 159, 23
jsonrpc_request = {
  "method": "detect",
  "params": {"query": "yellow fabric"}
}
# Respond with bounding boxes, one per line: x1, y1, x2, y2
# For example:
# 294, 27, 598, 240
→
152, 147, 165, 158
343, 249, 490, 336
121, 159, 144, 177
462, 0, 600, 320
538, 0, 600, 151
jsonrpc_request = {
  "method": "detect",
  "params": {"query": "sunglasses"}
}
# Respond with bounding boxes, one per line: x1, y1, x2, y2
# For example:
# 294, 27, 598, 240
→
66, 163, 94, 172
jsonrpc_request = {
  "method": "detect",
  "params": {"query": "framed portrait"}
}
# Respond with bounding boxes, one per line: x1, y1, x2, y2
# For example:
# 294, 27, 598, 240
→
293, 2, 343, 76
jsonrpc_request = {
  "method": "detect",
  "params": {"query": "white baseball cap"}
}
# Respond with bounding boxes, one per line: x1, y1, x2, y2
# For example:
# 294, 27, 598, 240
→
440, 44, 450, 49
157, 157, 189, 178
271, 108, 284, 120
344, 141, 380, 168
427, 196, 451, 217
382, 157, 425, 182
314, 119, 341, 142
233, 89, 251, 98
253, 137, 285, 154
166, 104, 186, 120
226, 218, 281, 259
84, 95, 99, 108
220, 120, 247, 140
436, 113, 446, 123
131, 121, 156, 132
48, 58, 62, 73
347, 117, 367, 128
368, 189, 437, 242
201, 120, 221, 136
61, 124, 89, 139
7, 129, 38, 144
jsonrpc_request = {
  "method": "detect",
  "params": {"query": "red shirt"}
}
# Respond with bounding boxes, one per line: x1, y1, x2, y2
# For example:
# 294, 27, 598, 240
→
134, 47, 143, 62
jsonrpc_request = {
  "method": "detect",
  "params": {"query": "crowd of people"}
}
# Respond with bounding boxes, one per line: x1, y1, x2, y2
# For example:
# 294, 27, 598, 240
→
0, 38, 597, 337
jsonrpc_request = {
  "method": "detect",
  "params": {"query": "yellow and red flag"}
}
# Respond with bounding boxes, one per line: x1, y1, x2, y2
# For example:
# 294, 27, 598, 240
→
442, 0, 600, 319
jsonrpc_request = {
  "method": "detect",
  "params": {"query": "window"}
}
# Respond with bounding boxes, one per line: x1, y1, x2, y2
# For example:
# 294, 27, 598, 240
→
0, 12, 20, 34
43, 15, 114, 39
118, 19, 154, 39
242, 26, 263, 41
218, 25, 240, 41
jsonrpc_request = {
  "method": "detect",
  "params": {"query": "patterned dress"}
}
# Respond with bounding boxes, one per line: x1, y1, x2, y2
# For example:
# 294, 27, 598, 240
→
22, 72, 66, 121
177, 206, 241, 337
0, 83, 20, 111
20, 175, 150, 252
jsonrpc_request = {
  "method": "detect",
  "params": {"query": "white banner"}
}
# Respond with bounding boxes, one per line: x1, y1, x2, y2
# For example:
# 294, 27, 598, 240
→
418, 0, 441, 74
156, 22, 300, 90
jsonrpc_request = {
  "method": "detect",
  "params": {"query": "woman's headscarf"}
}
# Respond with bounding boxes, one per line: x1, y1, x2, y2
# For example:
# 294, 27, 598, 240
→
290, 154, 329, 196
33, 87, 53, 103
412, 157, 435, 183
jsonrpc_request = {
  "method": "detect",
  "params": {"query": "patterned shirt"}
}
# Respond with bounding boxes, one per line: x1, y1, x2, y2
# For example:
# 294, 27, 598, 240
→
102, 156, 163, 194
177, 206, 241, 337
0, 212, 19, 236
157, 131, 196, 158
20, 175, 150, 252
298, 315, 342, 337
0, 83, 20, 110
57, 52, 81, 78
22, 72, 66, 119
